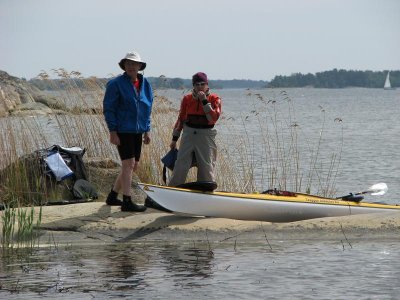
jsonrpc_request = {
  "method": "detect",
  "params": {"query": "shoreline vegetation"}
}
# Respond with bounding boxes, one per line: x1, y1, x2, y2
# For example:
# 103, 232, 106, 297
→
22, 69, 399, 90
1, 68, 343, 197
0, 67, 394, 250
268, 69, 399, 88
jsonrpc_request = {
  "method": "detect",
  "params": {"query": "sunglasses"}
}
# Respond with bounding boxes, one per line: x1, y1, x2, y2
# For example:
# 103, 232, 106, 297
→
194, 82, 207, 87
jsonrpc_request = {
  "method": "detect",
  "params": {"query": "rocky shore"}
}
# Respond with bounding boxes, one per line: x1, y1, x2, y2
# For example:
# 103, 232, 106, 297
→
2, 201, 399, 248
0, 70, 100, 117
1, 69, 400, 247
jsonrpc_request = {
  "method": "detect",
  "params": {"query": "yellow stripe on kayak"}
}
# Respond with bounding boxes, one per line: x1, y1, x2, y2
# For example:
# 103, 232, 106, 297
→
139, 183, 400, 210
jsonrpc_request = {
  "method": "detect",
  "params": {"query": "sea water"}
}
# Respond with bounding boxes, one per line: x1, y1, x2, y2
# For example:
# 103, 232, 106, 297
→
1, 88, 400, 298
159, 88, 400, 202
1, 240, 400, 299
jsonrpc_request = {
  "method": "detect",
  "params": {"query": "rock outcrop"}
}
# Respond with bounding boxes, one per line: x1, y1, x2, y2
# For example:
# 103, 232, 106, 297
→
0, 70, 68, 116
0, 71, 40, 117
0, 150, 125, 206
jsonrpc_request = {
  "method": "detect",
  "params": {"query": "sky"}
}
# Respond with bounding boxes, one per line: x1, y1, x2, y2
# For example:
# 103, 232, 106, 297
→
1, 0, 399, 81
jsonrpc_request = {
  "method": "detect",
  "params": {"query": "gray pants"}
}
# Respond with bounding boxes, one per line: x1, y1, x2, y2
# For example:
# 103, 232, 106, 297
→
168, 125, 217, 187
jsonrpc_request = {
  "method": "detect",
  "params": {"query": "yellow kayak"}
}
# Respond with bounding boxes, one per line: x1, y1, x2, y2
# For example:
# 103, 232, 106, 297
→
138, 182, 400, 222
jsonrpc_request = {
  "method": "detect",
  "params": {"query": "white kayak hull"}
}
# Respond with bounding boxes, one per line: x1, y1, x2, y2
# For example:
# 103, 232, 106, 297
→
138, 183, 400, 222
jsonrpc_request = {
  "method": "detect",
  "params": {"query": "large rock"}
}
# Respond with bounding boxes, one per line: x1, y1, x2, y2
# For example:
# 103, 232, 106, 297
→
0, 152, 144, 207
0, 70, 68, 116
1, 202, 399, 247
0, 151, 76, 205
0, 71, 39, 117
9, 102, 54, 116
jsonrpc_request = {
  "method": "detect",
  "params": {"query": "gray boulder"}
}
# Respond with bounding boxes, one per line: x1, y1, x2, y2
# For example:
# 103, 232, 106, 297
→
0, 70, 68, 116
0, 71, 39, 117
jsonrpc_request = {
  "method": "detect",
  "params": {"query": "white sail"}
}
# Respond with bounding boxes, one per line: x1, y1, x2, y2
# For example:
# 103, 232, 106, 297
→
384, 71, 392, 89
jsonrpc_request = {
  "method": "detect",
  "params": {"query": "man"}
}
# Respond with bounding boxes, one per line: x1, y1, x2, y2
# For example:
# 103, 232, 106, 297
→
103, 51, 153, 211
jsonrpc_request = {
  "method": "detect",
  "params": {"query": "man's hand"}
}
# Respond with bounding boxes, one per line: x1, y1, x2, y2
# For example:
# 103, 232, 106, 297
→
110, 131, 120, 145
143, 132, 151, 144
170, 140, 177, 149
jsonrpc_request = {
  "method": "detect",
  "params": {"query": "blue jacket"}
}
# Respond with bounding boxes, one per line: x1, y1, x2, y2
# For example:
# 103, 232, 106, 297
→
103, 73, 153, 133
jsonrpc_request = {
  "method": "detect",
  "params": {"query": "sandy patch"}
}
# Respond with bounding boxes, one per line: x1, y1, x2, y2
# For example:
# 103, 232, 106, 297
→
1, 202, 399, 246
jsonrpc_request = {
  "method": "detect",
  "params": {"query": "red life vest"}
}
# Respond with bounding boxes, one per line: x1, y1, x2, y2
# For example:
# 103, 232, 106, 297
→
173, 93, 222, 133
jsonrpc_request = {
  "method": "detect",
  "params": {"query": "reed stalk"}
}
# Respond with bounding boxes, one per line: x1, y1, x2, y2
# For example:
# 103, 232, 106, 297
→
217, 89, 342, 195
1, 201, 42, 252
0, 69, 342, 210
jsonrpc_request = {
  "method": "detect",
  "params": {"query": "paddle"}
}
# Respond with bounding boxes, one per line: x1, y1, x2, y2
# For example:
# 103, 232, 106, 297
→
361, 182, 388, 196
337, 183, 388, 202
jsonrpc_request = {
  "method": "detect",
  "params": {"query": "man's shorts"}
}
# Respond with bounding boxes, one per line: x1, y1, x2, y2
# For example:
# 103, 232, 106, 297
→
117, 133, 143, 161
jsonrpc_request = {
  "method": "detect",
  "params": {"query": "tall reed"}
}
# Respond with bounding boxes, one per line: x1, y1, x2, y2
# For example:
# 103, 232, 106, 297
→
1, 202, 42, 251
0, 69, 116, 206
216, 90, 343, 196
0, 69, 342, 209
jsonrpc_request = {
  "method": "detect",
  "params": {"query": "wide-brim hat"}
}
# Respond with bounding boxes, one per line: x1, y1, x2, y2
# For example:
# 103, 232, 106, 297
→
118, 51, 147, 71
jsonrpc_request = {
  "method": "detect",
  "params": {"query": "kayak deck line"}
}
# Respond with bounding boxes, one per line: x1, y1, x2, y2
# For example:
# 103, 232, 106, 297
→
139, 183, 400, 210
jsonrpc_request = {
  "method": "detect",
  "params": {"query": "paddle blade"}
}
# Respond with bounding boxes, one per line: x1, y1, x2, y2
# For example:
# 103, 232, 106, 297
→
367, 183, 388, 196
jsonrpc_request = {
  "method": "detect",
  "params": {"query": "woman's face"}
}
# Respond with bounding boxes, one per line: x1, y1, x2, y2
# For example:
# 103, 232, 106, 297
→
124, 60, 142, 78
193, 82, 208, 92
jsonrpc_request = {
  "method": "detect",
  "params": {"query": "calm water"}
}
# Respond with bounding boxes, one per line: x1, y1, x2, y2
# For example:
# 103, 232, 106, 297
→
159, 88, 400, 202
1, 88, 400, 298
1, 240, 400, 299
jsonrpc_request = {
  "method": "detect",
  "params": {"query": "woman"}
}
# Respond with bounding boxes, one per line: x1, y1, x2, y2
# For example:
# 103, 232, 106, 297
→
168, 72, 222, 187
103, 51, 153, 212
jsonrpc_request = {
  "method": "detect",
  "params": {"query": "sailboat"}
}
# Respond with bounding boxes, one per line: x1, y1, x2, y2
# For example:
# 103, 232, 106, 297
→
384, 71, 395, 90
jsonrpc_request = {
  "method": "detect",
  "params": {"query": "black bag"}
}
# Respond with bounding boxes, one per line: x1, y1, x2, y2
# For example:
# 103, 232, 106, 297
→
43, 145, 88, 181
161, 149, 197, 184
72, 179, 98, 200
36, 145, 97, 200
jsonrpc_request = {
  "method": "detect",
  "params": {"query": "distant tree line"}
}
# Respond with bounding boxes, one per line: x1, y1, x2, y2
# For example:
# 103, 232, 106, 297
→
27, 69, 399, 90
147, 77, 268, 89
29, 76, 268, 90
268, 69, 399, 88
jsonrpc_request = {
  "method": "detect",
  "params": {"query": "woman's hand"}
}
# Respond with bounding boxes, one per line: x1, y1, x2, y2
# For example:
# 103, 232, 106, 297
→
170, 140, 177, 149
143, 132, 151, 144
198, 91, 207, 101
110, 131, 120, 145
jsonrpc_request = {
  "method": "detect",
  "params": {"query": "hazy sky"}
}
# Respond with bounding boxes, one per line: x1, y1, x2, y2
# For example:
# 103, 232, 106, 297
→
1, 0, 399, 80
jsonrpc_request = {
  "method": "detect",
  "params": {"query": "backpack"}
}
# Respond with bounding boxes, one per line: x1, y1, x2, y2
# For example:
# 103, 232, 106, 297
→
72, 179, 98, 200
37, 145, 97, 200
